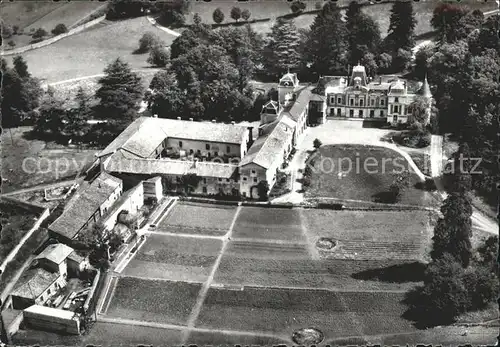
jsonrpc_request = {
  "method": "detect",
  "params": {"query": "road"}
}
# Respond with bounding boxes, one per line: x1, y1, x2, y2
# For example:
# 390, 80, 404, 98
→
0, 178, 80, 197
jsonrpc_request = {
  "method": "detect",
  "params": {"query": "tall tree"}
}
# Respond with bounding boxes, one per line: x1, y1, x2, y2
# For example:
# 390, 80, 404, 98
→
230, 7, 242, 22
303, 2, 347, 76
213, 8, 224, 24
94, 58, 144, 129
13, 56, 30, 78
263, 18, 302, 77
431, 3, 469, 44
346, 11, 381, 66
384, 0, 417, 52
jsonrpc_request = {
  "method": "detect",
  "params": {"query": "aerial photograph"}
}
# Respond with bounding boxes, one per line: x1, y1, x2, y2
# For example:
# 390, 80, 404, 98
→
0, 0, 498, 345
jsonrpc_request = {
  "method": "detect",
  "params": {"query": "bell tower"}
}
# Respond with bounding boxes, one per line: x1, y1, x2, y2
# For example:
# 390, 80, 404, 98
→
278, 71, 299, 107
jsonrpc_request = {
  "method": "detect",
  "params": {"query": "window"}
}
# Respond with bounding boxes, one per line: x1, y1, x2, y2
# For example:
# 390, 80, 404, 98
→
395, 97, 399, 103
226, 146, 230, 153
226, 178, 230, 182
393, 115, 398, 122
205, 144, 210, 150
380, 110, 384, 117
214, 151, 218, 157
218, 178, 222, 182
358, 110, 363, 117
349, 109, 354, 117
350, 99, 354, 106
179, 141, 183, 148
203, 178, 207, 184
394, 105, 399, 113
359, 99, 364, 107
242, 192, 247, 197
381, 99, 385, 106
197, 149, 201, 155
251, 170, 256, 175
371, 99, 375, 106
189, 149, 194, 154
370, 110, 375, 118
330, 97, 335, 104
47, 288, 51, 295
337, 97, 342, 104
253, 177, 258, 183
176, 176, 181, 182
202, 186, 207, 193
243, 177, 248, 181
337, 108, 341, 116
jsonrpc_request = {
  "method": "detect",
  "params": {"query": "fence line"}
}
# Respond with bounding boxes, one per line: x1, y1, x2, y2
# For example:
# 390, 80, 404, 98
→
1, 15, 106, 56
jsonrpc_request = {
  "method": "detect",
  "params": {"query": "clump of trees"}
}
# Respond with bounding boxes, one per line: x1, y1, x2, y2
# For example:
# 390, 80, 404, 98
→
230, 7, 242, 22
1, 56, 43, 128
137, 32, 164, 53
31, 27, 48, 42
213, 8, 224, 24
51, 23, 68, 36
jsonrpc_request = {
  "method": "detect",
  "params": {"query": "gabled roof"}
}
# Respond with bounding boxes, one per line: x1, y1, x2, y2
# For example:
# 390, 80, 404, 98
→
240, 117, 294, 169
281, 87, 313, 122
48, 172, 122, 240
98, 117, 249, 159
418, 76, 432, 97
11, 268, 60, 300
35, 243, 74, 265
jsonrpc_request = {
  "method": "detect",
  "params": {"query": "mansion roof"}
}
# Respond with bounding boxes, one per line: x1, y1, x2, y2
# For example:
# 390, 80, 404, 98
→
48, 172, 122, 240
98, 117, 250, 159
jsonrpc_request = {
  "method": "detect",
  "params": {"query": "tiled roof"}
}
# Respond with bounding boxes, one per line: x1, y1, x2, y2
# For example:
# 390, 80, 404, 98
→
98, 117, 249, 159
105, 153, 238, 179
240, 118, 294, 169
48, 172, 122, 240
11, 268, 60, 300
35, 243, 74, 265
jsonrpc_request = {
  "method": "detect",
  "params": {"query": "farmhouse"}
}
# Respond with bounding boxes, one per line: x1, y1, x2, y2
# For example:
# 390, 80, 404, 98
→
313, 64, 433, 125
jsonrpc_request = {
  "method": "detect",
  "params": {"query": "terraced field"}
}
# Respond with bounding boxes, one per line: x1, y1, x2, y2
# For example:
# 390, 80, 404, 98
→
158, 201, 237, 236
106, 277, 201, 325
196, 287, 415, 338
122, 234, 223, 282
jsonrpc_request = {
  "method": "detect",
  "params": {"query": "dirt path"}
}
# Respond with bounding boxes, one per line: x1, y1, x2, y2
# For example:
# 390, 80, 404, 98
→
0, 178, 79, 197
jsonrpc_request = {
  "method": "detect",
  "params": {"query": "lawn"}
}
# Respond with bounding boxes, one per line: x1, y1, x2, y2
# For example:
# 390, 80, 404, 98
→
106, 277, 201, 325
158, 201, 237, 236
9, 16, 178, 83
196, 287, 416, 338
302, 209, 431, 261
305, 144, 436, 206
1, 127, 99, 193
231, 206, 306, 242
0, 201, 39, 263
122, 233, 222, 282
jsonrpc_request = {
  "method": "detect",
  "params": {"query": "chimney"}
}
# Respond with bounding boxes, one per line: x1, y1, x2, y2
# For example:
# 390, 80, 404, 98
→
189, 118, 193, 121
153, 114, 158, 118
193, 157, 198, 168
176, 117, 181, 120
231, 121, 235, 125
379, 77, 382, 84
247, 127, 254, 150
212, 119, 216, 123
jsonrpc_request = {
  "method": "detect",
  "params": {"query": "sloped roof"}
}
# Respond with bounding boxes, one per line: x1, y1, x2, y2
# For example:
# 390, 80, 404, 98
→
240, 118, 294, 169
98, 117, 249, 159
11, 268, 60, 300
24, 304, 77, 320
35, 243, 74, 265
105, 153, 238, 179
48, 172, 122, 240
67, 251, 85, 264
281, 87, 313, 122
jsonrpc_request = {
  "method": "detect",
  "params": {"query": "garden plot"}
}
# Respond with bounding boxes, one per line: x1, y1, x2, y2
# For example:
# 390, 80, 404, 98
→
302, 209, 430, 261
158, 201, 237, 236
105, 277, 201, 325
122, 233, 223, 282
232, 206, 306, 242
196, 287, 415, 339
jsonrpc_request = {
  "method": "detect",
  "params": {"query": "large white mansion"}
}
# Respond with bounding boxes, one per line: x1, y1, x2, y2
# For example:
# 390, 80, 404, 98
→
90, 64, 432, 200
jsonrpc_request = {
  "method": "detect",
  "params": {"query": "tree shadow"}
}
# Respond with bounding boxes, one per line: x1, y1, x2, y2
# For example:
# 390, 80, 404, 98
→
362, 120, 387, 129
372, 191, 397, 204
132, 48, 148, 55
351, 261, 426, 283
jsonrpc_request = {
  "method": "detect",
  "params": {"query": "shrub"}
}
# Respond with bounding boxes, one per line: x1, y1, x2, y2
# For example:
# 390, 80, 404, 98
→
2, 23, 13, 38
12, 25, 19, 34
7, 40, 16, 48
213, 8, 224, 24
51, 23, 68, 35
230, 7, 241, 22
147, 46, 170, 67
241, 9, 251, 22
290, 1, 307, 14
32, 27, 48, 39
137, 32, 163, 53
313, 138, 322, 149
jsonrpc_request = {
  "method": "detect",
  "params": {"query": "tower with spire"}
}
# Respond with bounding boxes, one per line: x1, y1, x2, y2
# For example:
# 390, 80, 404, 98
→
418, 74, 433, 124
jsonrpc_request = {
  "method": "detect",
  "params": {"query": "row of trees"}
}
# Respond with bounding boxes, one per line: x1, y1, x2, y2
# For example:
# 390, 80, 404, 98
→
212, 7, 251, 24
422, 4, 500, 204
406, 147, 498, 326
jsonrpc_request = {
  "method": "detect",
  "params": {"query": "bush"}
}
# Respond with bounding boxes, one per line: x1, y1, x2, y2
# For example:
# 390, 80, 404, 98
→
213, 8, 224, 24
7, 40, 16, 48
32, 27, 48, 39
12, 25, 19, 34
230, 7, 241, 22
290, 1, 307, 14
137, 32, 163, 53
241, 9, 251, 22
51, 23, 68, 35
313, 138, 322, 149
147, 45, 170, 67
